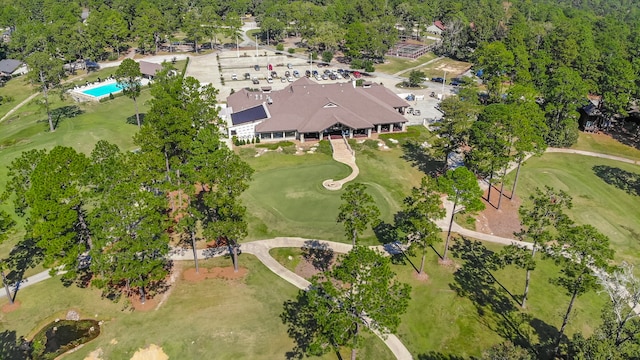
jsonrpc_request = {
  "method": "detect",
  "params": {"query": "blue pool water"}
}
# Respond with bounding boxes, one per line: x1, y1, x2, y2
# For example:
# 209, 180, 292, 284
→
81, 83, 123, 97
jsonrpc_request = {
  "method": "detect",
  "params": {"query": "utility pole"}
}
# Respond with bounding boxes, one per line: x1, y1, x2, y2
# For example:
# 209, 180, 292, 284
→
255, 35, 258, 57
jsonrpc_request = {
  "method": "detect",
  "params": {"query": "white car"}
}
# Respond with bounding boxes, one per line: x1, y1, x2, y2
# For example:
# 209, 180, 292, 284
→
231, 73, 238, 80
287, 76, 293, 82
267, 77, 273, 83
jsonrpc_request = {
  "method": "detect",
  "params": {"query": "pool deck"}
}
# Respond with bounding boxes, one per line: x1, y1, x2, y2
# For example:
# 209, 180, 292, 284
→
69, 78, 150, 102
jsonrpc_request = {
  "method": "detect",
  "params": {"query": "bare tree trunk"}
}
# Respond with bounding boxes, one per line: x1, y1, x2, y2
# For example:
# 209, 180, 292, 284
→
352, 228, 357, 247
139, 283, 146, 304
134, 96, 141, 128
351, 322, 359, 360
497, 165, 507, 209
510, 158, 523, 200
1, 270, 13, 304
75, 207, 93, 250
521, 246, 537, 308
40, 71, 54, 132
232, 242, 239, 272
555, 283, 580, 356
486, 166, 494, 202
419, 247, 426, 274
443, 195, 458, 261
191, 231, 199, 273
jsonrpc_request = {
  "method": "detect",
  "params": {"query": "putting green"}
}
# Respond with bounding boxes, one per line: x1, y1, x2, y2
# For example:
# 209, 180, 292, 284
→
242, 161, 399, 242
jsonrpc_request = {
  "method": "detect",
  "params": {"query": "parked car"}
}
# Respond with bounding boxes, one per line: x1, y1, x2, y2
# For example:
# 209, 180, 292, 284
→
305, 70, 311, 77
336, 73, 343, 79
353, 71, 362, 78
450, 78, 463, 86
293, 70, 300, 78
231, 73, 238, 80
271, 71, 278, 78
284, 70, 290, 77
267, 77, 273, 83
252, 77, 260, 84
287, 63, 293, 69
254, 65, 260, 71
413, 109, 421, 116
337, 68, 344, 74
321, 74, 329, 80
312, 70, 319, 76
287, 76, 294, 82
343, 72, 351, 79
329, 74, 337, 80
406, 107, 414, 115
244, 73, 251, 80
281, 77, 287, 83
431, 77, 445, 83
314, 74, 322, 81
323, 69, 331, 75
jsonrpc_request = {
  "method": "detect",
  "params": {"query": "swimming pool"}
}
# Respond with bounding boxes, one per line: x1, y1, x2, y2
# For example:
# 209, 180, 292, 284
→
81, 82, 123, 98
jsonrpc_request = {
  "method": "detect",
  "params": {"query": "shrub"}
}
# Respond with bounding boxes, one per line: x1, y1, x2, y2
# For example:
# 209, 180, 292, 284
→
276, 43, 284, 51
350, 58, 363, 69
356, 79, 364, 87
363, 60, 375, 72
310, 51, 318, 60
288, 48, 295, 54
256, 140, 294, 150
322, 51, 334, 63
109, 93, 115, 100
256, 137, 261, 143
107, 53, 118, 61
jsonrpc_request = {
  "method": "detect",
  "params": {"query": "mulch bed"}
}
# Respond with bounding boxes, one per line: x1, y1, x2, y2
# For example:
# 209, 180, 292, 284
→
475, 184, 523, 239
182, 266, 248, 282
1, 300, 21, 313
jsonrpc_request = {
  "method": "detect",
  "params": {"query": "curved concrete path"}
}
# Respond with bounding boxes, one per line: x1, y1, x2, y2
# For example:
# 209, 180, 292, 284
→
322, 137, 360, 190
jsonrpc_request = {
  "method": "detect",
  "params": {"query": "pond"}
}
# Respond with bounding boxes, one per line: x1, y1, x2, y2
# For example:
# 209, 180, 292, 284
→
31, 319, 100, 360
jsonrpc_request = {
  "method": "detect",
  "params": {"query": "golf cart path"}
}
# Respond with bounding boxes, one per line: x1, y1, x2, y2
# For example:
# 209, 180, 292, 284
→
322, 136, 360, 190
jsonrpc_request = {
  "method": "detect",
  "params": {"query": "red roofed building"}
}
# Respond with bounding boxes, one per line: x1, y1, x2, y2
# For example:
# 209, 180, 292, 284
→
226, 78, 409, 142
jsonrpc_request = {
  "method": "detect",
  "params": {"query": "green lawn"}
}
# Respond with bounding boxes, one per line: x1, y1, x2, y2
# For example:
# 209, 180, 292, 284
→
0, 256, 391, 359
507, 153, 640, 265
0, 77, 37, 120
270, 243, 606, 358
239, 137, 425, 244
572, 131, 640, 161
376, 53, 438, 75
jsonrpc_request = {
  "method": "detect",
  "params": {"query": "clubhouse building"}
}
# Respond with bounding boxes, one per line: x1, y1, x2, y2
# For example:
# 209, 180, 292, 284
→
226, 77, 410, 142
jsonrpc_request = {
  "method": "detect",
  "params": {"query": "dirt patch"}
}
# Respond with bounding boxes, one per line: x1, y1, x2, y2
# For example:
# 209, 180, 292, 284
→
413, 272, 430, 282
154, 264, 182, 311
475, 185, 523, 239
130, 344, 168, 360
183, 266, 248, 282
1, 300, 21, 313
294, 250, 337, 280
129, 295, 157, 312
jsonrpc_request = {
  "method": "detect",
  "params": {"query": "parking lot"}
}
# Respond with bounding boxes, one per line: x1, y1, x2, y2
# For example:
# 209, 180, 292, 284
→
186, 48, 461, 126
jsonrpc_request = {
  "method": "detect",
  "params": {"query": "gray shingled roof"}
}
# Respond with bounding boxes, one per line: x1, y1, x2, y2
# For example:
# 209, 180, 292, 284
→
228, 78, 408, 134
0, 59, 22, 74
139, 61, 162, 77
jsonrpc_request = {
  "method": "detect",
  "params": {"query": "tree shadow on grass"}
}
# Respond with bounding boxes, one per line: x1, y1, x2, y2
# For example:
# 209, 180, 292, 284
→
449, 238, 558, 358
5, 236, 43, 302
125, 113, 146, 126
281, 290, 322, 360
400, 141, 445, 177
0, 330, 30, 360
592, 165, 640, 196
302, 240, 334, 272
38, 105, 83, 130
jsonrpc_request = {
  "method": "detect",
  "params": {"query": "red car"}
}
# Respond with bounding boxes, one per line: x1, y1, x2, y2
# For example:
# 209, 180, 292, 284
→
353, 71, 362, 78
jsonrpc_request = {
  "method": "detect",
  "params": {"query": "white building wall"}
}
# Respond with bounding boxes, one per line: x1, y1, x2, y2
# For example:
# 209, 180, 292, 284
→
230, 120, 263, 140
